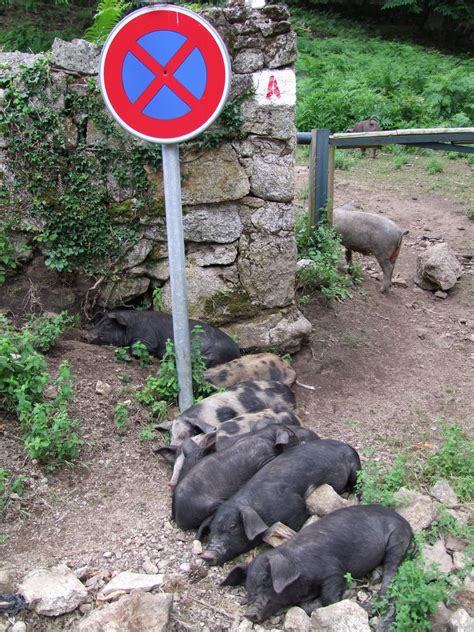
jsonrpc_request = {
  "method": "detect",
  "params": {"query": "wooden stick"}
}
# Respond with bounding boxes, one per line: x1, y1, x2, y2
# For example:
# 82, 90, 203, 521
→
188, 596, 234, 619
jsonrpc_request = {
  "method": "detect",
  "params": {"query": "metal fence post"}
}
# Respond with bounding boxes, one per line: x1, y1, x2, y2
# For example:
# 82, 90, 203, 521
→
308, 128, 330, 229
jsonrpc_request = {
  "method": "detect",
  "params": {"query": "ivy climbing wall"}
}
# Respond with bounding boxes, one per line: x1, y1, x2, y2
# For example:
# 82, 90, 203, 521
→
0, 2, 311, 353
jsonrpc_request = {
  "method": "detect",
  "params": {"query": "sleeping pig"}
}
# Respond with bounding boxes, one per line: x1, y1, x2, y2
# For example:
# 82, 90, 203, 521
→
333, 203, 408, 292
199, 439, 361, 565
172, 424, 320, 530
167, 381, 297, 447
156, 408, 303, 487
222, 504, 413, 623
204, 353, 296, 389
84, 310, 240, 368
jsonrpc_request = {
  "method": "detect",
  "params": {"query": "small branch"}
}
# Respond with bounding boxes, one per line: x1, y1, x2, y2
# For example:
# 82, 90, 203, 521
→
374, 312, 390, 321
188, 596, 234, 619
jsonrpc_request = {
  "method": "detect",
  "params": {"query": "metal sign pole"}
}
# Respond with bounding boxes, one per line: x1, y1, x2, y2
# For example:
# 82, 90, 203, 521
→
162, 143, 194, 412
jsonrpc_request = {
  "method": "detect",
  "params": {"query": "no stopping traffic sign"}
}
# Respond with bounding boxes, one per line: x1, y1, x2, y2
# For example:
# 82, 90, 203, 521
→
99, 5, 231, 144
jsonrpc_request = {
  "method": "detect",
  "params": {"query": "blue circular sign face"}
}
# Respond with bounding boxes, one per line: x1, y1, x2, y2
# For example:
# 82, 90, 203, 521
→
122, 30, 207, 120
99, 6, 232, 143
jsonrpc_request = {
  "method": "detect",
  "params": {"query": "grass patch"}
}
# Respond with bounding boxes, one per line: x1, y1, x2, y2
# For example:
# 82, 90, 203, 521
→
293, 10, 474, 133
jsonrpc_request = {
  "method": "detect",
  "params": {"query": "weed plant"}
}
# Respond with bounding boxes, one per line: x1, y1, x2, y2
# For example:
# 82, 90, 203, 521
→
356, 455, 407, 505
136, 327, 215, 419
425, 157, 444, 175
114, 348, 132, 363
424, 424, 474, 501
114, 400, 129, 435
0, 317, 82, 469
296, 212, 353, 300
24, 311, 72, 353
0, 223, 18, 282
131, 341, 152, 367
0, 469, 27, 513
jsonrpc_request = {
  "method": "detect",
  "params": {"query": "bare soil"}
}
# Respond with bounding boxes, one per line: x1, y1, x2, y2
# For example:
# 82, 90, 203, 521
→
1, 151, 473, 630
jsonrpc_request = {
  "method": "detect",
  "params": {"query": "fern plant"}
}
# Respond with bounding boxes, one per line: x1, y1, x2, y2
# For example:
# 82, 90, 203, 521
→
85, 0, 131, 45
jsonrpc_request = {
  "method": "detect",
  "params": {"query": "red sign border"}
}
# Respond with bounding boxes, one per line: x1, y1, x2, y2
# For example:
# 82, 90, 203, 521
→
99, 5, 231, 144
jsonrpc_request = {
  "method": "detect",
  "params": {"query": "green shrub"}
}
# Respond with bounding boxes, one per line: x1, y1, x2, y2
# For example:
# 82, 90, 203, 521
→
335, 150, 359, 170
0, 223, 18, 283
466, 206, 474, 220
379, 554, 452, 632
424, 424, 474, 501
152, 287, 165, 312
296, 213, 353, 301
131, 341, 152, 367
24, 311, 72, 353
0, 317, 48, 413
293, 10, 474, 132
20, 362, 82, 469
114, 400, 129, 435
356, 455, 407, 505
0, 469, 27, 513
114, 348, 132, 363
0, 319, 82, 469
425, 157, 444, 174
136, 326, 215, 418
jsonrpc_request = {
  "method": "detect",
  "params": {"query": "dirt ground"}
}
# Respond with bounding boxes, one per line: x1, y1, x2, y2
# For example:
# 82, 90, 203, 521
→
1, 150, 473, 630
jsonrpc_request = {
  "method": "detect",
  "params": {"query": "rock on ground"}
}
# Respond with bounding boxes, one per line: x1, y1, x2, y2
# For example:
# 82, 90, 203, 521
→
18, 564, 88, 616
310, 600, 371, 631
392, 487, 438, 532
75, 592, 173, 632
415, 242, 462, 291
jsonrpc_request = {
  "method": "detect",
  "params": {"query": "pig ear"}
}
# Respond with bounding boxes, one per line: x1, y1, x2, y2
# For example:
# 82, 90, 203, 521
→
200, 431, 217, 453
195, 514, 213, 541
91, 311, 105, 325
181, 438, 200, 458
155, 420, 173, 431
221, 563, 248, 587
109, 312, 129, 327
153, 445, 177, 465
191, 419, 216, 434
269, 552, 301, 594
240, 506, 269, 541
274, 427, 291, 447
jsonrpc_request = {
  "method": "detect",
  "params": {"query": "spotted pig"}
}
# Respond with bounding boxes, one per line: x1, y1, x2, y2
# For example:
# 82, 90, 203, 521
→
204, 353, 296, 389
167, 381, 296, 447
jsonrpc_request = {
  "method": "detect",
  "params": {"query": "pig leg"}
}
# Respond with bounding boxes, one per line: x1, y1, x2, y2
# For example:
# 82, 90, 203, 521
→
378, 259, 394, 293
319, 575, 346, 606
345, 248, 353, 273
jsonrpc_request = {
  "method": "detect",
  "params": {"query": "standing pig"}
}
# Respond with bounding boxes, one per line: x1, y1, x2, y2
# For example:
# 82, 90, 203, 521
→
333, 204, 408, 292
173, 425, 320, 530
167, 381, 296, 446
156, 408, 303, 487
199, 439, 361, 565
347, 117, 382, 158
204, 353, 296, 389
222, 504, 413, 623
84, 310, 240, 368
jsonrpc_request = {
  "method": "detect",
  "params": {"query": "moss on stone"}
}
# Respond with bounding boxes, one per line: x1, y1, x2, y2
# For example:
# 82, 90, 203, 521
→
203, 288, 260, 323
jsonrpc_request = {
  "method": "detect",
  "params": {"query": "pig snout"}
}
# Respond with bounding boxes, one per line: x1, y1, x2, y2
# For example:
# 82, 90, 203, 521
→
245, 605, 265, 623
201, 549, 221, 565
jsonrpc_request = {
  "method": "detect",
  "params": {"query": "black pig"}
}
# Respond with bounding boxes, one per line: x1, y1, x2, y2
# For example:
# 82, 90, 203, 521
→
199, 439, 361, 565
222, 504, 413, 623
156, 408, 303, 487
173, 425, 319, 530
84, 310, 240, 368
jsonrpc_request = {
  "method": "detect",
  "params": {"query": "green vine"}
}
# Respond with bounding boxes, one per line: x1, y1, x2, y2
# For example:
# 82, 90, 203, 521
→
0, 57, 252, 278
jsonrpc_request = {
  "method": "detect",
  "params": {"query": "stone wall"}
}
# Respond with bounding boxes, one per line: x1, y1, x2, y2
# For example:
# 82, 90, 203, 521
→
0, 2, 311, 352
